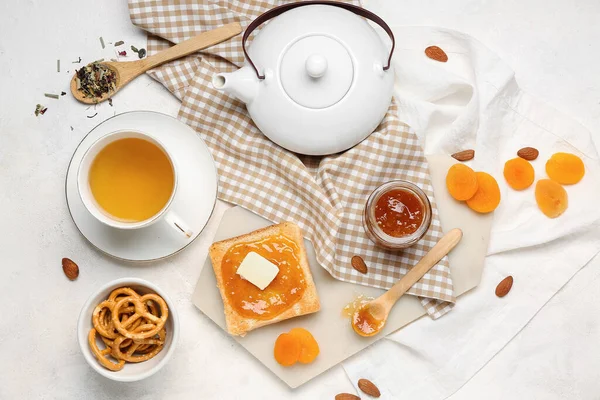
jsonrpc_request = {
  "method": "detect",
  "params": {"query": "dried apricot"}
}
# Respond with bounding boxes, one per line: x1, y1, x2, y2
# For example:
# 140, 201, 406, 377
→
466, 172, 501, 213
545, 152, 585, 184
446, 164, 478, 201
289, 328, 320, 364
274, 332, 301, 367
535, 179, 568, 218
503, 157, 535, 190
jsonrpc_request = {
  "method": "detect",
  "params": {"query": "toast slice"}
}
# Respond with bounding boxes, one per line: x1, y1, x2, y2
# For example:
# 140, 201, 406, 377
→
209, 222, 320, 336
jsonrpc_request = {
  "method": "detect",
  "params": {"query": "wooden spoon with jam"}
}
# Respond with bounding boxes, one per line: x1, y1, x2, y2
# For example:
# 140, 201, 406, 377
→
352, 228, 463, 337
70, 23, 242, 104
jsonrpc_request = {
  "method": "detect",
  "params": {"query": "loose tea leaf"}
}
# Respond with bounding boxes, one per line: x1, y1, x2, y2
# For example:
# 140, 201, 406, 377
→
87, 113, 98, 119
34, 104, 48, 116
118, 51, 127, 56
61, 91, 66, 96
108, 98, 113, 107
99, 36, 105, 49
114, 40, 124, 47
44, 93, 59, 99
131, 45, 139, 53
75, 62, 117, 101
57, 59, 60, 72
70, 126, 74, 131
137, 48, 146, 59
72, 57, 82, 64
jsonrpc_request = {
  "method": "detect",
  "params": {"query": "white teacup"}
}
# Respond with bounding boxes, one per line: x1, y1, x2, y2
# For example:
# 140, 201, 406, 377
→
77, 130, 192, 238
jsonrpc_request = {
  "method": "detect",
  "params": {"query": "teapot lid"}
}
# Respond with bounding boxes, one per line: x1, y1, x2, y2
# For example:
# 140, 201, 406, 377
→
280, 35, 353, 109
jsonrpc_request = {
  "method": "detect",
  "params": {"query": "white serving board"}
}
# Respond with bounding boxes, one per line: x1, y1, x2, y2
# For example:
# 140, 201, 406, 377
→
192, 154, 492, 388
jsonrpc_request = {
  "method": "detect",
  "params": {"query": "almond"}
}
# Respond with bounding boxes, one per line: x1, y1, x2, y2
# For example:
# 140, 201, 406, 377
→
62, 258, 79, 280
351, 256, 368, 274
335, 394, 360, 400
495, 276, 513, 297
358, 379, 381, 398
451, 149, 475, 162
425, 46, 448, 62
517, 147, 539, 161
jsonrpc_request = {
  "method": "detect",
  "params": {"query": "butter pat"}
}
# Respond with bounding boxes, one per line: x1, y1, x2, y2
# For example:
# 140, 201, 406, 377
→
236, 252, 280, 290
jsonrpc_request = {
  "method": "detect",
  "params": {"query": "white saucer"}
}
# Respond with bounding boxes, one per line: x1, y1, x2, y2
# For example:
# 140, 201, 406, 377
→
66, 111, 218, 262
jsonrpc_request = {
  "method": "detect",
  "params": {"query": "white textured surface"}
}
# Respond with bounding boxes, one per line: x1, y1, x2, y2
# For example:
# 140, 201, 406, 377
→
0, 1, 599, 399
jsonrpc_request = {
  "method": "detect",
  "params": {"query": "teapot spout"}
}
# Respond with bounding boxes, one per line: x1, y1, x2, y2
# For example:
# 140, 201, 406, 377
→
212, 66, 258, 104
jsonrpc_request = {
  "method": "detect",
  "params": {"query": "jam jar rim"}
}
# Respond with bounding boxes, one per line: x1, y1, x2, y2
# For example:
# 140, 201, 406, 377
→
363, 180, 432, 249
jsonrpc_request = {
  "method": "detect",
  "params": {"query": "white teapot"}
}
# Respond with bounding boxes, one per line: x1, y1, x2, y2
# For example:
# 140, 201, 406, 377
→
212, 1, 395, 156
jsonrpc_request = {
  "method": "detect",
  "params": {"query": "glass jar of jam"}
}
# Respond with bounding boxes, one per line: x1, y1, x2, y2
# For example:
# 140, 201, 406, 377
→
363, 180, 432, 249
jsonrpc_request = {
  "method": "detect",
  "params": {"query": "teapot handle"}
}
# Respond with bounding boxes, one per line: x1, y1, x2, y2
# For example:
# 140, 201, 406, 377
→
242, 0, 395, 80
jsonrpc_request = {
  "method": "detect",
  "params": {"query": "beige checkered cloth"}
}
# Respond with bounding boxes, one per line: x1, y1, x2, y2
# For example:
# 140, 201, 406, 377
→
129, 0, 455, 318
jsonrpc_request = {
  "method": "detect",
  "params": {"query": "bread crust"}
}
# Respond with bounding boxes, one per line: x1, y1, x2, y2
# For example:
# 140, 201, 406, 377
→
209, 222, 320, 336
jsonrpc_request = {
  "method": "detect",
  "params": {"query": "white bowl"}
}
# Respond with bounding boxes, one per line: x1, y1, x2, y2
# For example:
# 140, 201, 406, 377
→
77, 278, 179, 382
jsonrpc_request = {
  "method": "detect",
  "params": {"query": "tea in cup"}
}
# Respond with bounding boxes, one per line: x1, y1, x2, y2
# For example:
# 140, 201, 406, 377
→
77, 130, 192, 237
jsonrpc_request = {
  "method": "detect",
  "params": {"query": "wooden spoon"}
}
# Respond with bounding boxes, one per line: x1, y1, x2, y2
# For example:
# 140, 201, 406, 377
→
352, 228, 463, 337
70, 22, 242, 104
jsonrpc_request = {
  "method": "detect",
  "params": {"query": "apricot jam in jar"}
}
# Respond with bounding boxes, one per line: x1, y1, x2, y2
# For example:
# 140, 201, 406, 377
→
363, 181, 432, 249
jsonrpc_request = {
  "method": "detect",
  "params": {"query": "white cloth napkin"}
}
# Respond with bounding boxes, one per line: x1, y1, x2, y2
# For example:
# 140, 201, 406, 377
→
342, 25, 600, 399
